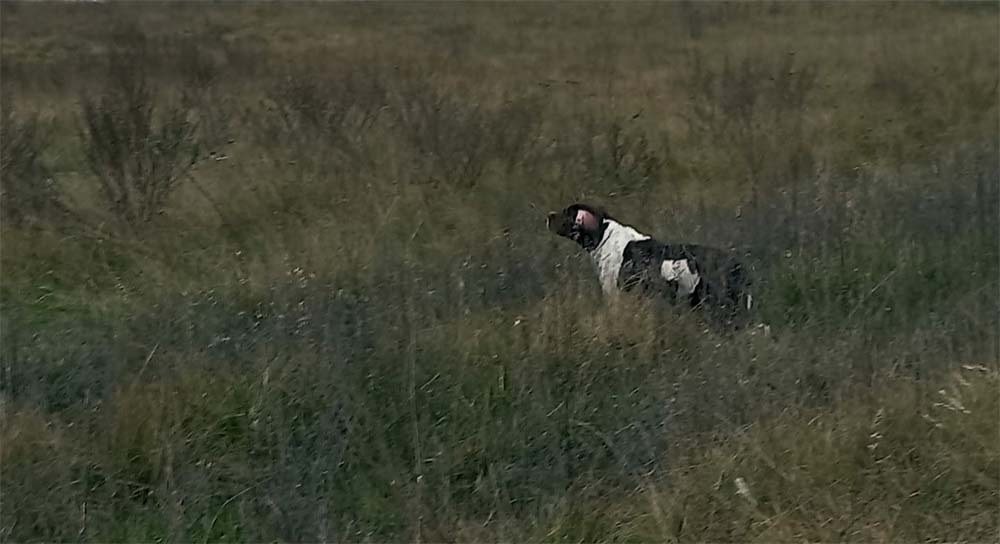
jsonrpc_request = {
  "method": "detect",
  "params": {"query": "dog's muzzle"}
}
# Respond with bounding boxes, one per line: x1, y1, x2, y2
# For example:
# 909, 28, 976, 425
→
547, 211, 578, 240
546, 212, 559, 232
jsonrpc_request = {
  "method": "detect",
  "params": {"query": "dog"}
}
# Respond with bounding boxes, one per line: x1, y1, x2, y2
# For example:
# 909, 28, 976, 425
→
547, 203, 753, 324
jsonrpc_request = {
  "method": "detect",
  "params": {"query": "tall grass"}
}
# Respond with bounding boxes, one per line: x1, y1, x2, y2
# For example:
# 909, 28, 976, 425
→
1, 2, 997, 542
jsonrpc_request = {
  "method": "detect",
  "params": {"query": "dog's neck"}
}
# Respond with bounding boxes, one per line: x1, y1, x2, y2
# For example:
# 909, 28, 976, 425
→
589, 219, 650, 294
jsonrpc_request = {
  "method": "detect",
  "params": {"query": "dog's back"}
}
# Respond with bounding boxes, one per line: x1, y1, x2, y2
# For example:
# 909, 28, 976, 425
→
620, 239, 753, 325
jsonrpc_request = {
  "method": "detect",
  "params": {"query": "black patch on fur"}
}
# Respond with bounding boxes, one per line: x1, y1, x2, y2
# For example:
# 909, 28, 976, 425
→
619, 239, 679, 302
620, 239, 753, 324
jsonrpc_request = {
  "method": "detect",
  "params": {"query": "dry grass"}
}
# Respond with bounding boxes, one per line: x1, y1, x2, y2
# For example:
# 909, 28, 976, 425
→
1, 2, 998, 542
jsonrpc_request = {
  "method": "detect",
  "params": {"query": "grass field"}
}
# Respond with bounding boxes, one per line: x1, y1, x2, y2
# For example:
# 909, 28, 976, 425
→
1, 2, 998, 542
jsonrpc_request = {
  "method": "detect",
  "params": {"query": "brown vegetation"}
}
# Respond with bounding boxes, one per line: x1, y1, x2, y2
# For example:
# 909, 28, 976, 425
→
1, 2, 997, 542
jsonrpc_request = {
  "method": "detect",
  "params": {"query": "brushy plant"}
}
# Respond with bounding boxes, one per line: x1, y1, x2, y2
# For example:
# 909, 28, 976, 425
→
391, 79, 545, 189
174, 40, 237, 155
678, 49, 818, 228
579, 114, 665, 198
0, 98, 71, 228
79, 28, 200, 231
263, 68, 388, 175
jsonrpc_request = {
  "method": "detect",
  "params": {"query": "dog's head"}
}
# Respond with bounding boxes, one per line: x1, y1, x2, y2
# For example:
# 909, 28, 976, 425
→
546, 203, 610, 251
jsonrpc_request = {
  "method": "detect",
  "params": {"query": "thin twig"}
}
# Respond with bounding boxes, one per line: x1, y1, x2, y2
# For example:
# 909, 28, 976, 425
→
204, 485, 256, 544
134, 343, 159, 384
846, 268, 899, 321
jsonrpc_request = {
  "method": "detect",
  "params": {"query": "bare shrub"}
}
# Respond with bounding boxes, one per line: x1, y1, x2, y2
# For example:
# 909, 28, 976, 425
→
682, 50, 816, 190
678, 50, 818, 254
580, 115, 665, 197
173, 39, 236, 152
253, 66, 545, 205
392, 81, 494, 189
392, 80, 544, 189
487, 93, 547, 176
0, 98, 71, 228
79, 28, 200, 230
262, 68, 388, 175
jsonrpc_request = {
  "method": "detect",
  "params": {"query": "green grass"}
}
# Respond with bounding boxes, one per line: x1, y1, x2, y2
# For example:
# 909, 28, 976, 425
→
1, 2, 998, 542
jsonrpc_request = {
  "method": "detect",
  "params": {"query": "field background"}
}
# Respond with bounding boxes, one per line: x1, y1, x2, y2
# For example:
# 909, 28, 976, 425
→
2, 2, 998, 542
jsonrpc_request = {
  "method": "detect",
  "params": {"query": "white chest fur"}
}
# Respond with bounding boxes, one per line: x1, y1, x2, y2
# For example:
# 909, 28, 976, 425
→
590, 220, 650, 294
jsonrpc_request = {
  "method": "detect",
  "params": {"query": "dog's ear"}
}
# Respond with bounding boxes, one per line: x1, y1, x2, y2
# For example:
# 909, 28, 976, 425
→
548, 203, 608, 249
573, 207, 600, 233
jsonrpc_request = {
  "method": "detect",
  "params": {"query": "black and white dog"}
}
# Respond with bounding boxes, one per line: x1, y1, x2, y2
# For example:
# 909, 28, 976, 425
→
547, 203, 753, 324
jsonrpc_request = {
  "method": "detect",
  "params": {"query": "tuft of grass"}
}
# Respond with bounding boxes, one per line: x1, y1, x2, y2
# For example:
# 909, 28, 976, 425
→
617, 366, 1000, 543
78, 26, 200, 231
